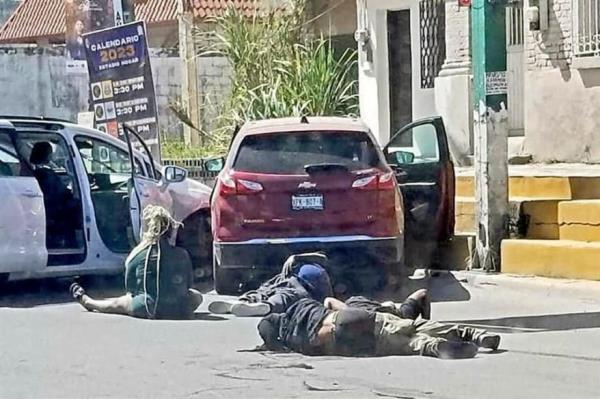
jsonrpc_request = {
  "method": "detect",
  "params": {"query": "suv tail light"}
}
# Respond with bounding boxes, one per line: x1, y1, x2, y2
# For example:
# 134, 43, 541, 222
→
352, 172, 396, 191
219, 174, 263, 196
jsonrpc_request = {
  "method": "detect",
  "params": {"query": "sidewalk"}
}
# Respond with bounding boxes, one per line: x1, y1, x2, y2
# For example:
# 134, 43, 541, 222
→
456, 162, 600, 177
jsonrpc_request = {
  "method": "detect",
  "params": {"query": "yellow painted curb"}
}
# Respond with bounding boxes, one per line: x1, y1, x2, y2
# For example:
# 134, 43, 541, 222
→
456, 176, 475, 198
455, 198, 560, 239
558, 200, 600, 241
501, 239, 600, 280
455, 197, 475, 234
520, 200, 560, 239
456, 176, 573, 199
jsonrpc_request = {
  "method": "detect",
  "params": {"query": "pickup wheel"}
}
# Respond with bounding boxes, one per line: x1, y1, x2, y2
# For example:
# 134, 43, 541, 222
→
176, 211, 213, 283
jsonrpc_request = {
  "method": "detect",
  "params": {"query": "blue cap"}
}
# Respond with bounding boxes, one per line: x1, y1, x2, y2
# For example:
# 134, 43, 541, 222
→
296, 263, 333, 300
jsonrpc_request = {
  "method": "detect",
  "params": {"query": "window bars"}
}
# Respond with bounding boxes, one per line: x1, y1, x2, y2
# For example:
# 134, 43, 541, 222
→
574, 0, 600, 57
420, 0, 446, 88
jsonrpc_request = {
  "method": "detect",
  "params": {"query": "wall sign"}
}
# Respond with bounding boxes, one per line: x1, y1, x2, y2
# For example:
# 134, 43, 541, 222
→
83, 21, 159, 155
485, 71, 507, 95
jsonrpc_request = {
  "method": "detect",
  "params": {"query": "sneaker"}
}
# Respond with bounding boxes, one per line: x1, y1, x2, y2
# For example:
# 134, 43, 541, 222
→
231, 302, 271, 317
477, 334, 501, 350
437, 341, 478, 359
208, 300, 235, 314
69, 282, 86, 301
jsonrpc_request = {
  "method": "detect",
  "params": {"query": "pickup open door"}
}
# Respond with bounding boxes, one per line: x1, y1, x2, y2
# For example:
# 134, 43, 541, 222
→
383, 117, 455, 244
0, 122, 47, 277
123, 125, 160, 244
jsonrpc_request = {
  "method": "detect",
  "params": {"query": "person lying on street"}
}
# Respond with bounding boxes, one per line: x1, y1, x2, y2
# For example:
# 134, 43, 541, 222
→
70, 205, 203, 320
325, 288, 431, 320
209, 252, 332, 317
257, 298, 500, 359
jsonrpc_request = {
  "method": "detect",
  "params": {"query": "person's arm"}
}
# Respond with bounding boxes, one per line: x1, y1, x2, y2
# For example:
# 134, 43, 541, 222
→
323, 297, 347, 311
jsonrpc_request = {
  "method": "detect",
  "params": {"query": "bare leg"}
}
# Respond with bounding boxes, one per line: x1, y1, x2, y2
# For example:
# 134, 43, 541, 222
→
80, 293, 134, 316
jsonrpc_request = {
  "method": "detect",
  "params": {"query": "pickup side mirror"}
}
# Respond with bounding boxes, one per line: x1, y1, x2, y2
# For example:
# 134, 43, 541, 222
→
387, 150, 415, 165
203, 157, 225, 172
164, 165, 187, 183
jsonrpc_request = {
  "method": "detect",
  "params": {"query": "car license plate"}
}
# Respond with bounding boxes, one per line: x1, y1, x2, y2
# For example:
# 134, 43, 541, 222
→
292, 194, 324, 210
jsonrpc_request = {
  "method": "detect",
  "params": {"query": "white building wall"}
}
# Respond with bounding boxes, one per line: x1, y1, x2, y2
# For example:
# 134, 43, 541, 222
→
522, 0, 600, 163
357, 0, 437, 146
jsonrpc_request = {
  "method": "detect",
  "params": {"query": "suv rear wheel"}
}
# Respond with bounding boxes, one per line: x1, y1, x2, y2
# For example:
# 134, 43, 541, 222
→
176, 212, 213, 283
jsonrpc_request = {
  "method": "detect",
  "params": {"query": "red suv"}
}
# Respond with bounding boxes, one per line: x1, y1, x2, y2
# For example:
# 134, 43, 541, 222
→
210, 117, 454, 294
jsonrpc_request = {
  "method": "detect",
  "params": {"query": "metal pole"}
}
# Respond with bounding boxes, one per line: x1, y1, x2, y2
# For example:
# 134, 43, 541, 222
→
471, 0, 509, 272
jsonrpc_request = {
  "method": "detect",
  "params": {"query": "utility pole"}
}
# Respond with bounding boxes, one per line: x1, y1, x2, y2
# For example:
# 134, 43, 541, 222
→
471, 0, 509, 272
178, 0, 201, 146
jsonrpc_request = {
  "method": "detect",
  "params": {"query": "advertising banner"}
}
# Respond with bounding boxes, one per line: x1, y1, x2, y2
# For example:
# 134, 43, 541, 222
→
65, 0, 123, 74
83, 21, 159, 153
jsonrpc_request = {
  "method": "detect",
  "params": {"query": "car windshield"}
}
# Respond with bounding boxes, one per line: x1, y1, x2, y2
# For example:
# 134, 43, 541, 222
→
233, 131, 382, 174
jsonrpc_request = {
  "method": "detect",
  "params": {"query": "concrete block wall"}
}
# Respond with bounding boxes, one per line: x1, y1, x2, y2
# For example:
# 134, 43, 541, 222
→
197, 56, 233, 133
0, 46, 89, 121
524, 0, 572, 71
0, 45, 233, 140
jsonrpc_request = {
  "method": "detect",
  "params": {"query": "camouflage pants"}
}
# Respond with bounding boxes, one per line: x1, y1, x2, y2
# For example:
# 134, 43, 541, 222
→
374, 312, 487, 357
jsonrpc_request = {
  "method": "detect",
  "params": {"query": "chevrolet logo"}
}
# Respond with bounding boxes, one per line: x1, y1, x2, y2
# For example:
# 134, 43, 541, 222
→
298, 181, 317, 189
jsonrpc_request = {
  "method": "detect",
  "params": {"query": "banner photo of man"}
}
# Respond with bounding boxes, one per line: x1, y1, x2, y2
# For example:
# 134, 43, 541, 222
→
83, 21, 160, 157
65, 0, 89, 73
65, 0, 118, 74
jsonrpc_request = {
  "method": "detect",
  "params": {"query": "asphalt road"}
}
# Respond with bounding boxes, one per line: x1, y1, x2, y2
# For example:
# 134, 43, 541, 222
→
1, 272, 600, 399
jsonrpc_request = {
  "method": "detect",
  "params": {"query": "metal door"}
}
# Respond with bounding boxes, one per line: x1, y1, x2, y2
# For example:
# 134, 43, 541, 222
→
506, 2, 525, 136
0, 126, 48, 275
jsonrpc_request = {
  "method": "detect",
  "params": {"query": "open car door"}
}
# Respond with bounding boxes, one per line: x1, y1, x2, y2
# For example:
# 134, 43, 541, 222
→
0, 122, 47, 276
123, 125, 159, 244
383, 117, 455, 243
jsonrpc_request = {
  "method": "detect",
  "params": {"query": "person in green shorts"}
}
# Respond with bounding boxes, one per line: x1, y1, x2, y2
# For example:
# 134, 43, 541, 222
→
70, 205, 203, 319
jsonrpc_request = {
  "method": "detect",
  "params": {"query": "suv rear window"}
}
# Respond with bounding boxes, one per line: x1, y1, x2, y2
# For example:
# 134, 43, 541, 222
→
233, 131, 382, 174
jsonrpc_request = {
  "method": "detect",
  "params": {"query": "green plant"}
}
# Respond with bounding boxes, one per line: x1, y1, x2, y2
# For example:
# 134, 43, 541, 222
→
191, 1, 359, 146
160, 137, 225, 160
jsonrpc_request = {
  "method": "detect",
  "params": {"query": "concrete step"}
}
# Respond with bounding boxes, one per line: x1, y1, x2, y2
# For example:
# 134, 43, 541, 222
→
455, 175, 600, 200
455, 197, 560, 239
501, 239, 600, 280
558, 200, 600, 241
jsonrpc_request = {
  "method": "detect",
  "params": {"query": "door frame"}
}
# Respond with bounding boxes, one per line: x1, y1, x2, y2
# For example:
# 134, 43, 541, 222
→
383, 116, 455, 242
0, 124, 48, 273
506, 0, 525, 137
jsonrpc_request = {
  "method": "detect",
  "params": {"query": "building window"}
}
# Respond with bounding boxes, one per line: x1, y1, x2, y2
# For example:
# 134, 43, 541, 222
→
420, 0, 446, 88
573, 0, 600, 57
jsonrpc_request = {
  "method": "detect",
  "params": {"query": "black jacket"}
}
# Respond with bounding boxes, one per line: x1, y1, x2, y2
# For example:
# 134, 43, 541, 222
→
258, 298, 331, 355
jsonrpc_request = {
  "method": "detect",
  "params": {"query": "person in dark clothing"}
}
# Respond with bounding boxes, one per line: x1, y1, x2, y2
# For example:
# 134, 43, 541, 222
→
258, 298, 500, 359
30, 141, 80, 247
326, 288, 431, 320
209, 253, 332, 317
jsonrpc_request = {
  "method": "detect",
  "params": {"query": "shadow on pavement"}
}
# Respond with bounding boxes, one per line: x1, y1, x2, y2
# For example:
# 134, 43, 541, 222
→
0, 276, 124, 308
193, 312, 229, 321
374, 271, 471, 304
0, 276, 217, 309
446, 312, 600, 333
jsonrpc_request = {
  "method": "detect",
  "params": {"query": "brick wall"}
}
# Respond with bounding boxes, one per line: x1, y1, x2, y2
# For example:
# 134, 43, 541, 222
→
525, 0, 572, 71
